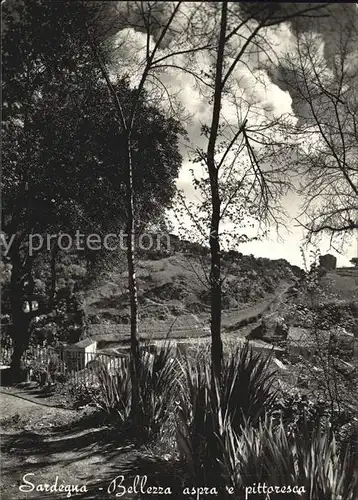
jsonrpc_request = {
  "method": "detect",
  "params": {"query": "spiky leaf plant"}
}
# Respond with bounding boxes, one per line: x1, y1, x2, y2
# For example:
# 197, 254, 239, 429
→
176, 343, 277, 489
218, 418, 357, 499
90, 341, 179, 442
138, 340, 179, 440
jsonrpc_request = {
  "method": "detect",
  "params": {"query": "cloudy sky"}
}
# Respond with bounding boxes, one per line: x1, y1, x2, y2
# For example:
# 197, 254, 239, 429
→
111, 2, 357, 267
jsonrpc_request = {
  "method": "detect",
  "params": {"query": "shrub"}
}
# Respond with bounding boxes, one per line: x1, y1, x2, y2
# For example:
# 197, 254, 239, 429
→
175, 341, 356, 498
90, 358, 131, 423
176, 343, 277, 488
138, 341, 179, 439
219, 418, 357, 499
271, 392, 355, 435
220, 343, 277, 429
65, 382, 100, 408
90, 341, 178, 442
176, 355, 214, 484
26, 351, 65, 386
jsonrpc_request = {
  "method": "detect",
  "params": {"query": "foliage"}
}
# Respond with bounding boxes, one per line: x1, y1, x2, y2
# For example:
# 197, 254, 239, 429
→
270, 392, 354, 439
90, 342, 178, 442
2, 0, 184, 375
137, 342, 178, 438
176, 343, 277, 487
219, 418, 357, 500
25, 351, 65, 386
292, 253, 355, 415
219, 343, 277, 429
174, 343, 356, 498
64, 382, 102, 410
2, 82, 183, 239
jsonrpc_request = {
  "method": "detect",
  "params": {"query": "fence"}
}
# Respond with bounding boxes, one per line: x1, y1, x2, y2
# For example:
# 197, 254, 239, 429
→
0, 342, 128, 386
58, 348, 128, 386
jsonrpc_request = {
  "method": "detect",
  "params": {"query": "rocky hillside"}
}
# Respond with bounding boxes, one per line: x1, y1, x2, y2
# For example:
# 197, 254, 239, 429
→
0, 240, 303, 347
83, 246, 303, 336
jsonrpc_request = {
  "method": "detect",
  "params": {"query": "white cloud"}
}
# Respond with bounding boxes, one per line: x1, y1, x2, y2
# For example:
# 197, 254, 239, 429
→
109, 4, 355, 265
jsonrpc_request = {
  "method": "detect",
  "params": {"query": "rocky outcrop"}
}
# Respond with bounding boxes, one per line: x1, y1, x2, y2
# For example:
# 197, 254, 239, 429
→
247, 315, 289, 342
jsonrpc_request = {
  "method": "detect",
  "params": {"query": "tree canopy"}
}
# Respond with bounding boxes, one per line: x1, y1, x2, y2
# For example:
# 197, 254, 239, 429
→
1, 0, 184, 376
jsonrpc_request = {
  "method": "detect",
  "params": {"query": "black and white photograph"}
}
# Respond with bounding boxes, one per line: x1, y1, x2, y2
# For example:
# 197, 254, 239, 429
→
1, 1, 357, 498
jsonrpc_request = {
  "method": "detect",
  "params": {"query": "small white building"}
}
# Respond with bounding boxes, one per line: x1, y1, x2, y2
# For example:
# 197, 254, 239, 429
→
62, 339, 97, 370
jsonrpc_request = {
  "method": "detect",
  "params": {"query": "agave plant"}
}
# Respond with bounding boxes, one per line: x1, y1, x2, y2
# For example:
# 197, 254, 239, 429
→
138, 340, 179, 440
219, 418, 299, 496
295, 424, 357, 500
176, 356, 214, 483
90, 341, 179, 442
91, 357, 131, 423
218, 417, 357, 499
176, 342, 277, 489
219, 342, 277, 430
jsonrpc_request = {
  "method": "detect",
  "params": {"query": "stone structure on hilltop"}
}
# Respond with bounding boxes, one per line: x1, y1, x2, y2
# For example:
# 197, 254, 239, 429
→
319, 254, 337, 270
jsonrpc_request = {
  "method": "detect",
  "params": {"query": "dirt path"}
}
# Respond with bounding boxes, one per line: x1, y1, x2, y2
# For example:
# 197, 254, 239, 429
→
90, 284, 292, 349
0, 392, 176, 500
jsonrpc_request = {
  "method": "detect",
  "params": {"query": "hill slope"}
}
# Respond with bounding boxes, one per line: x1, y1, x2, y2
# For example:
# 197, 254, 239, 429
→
83, 249, 302, 342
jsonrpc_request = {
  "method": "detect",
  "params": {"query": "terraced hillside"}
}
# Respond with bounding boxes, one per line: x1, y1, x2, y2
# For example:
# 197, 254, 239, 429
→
82, 250, 301, 350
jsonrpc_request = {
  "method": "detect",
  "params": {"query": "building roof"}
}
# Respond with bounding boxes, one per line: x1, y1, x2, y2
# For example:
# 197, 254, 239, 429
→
75, 338, 96, 348
64, 338, 96, 350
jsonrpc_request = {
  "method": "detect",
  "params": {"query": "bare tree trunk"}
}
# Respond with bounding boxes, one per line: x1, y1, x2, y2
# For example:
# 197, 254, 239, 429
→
124, 129, 141, 414
49, 239, 58, 310
207, 1, 227, 380
85, 37, 142, 414
10, 311, 31, 380
209, 184, 223, 381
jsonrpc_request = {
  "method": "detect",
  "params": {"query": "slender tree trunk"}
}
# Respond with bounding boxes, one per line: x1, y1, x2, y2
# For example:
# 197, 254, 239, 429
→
86, 13, 182, 421
209, 180, 223, 381
124, 129, 141, 415
206, 1, 227, 380
49, 240, 58, 310
86, 37, 142, 413
9, 104, 34, 380
10, 311, 31, 380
